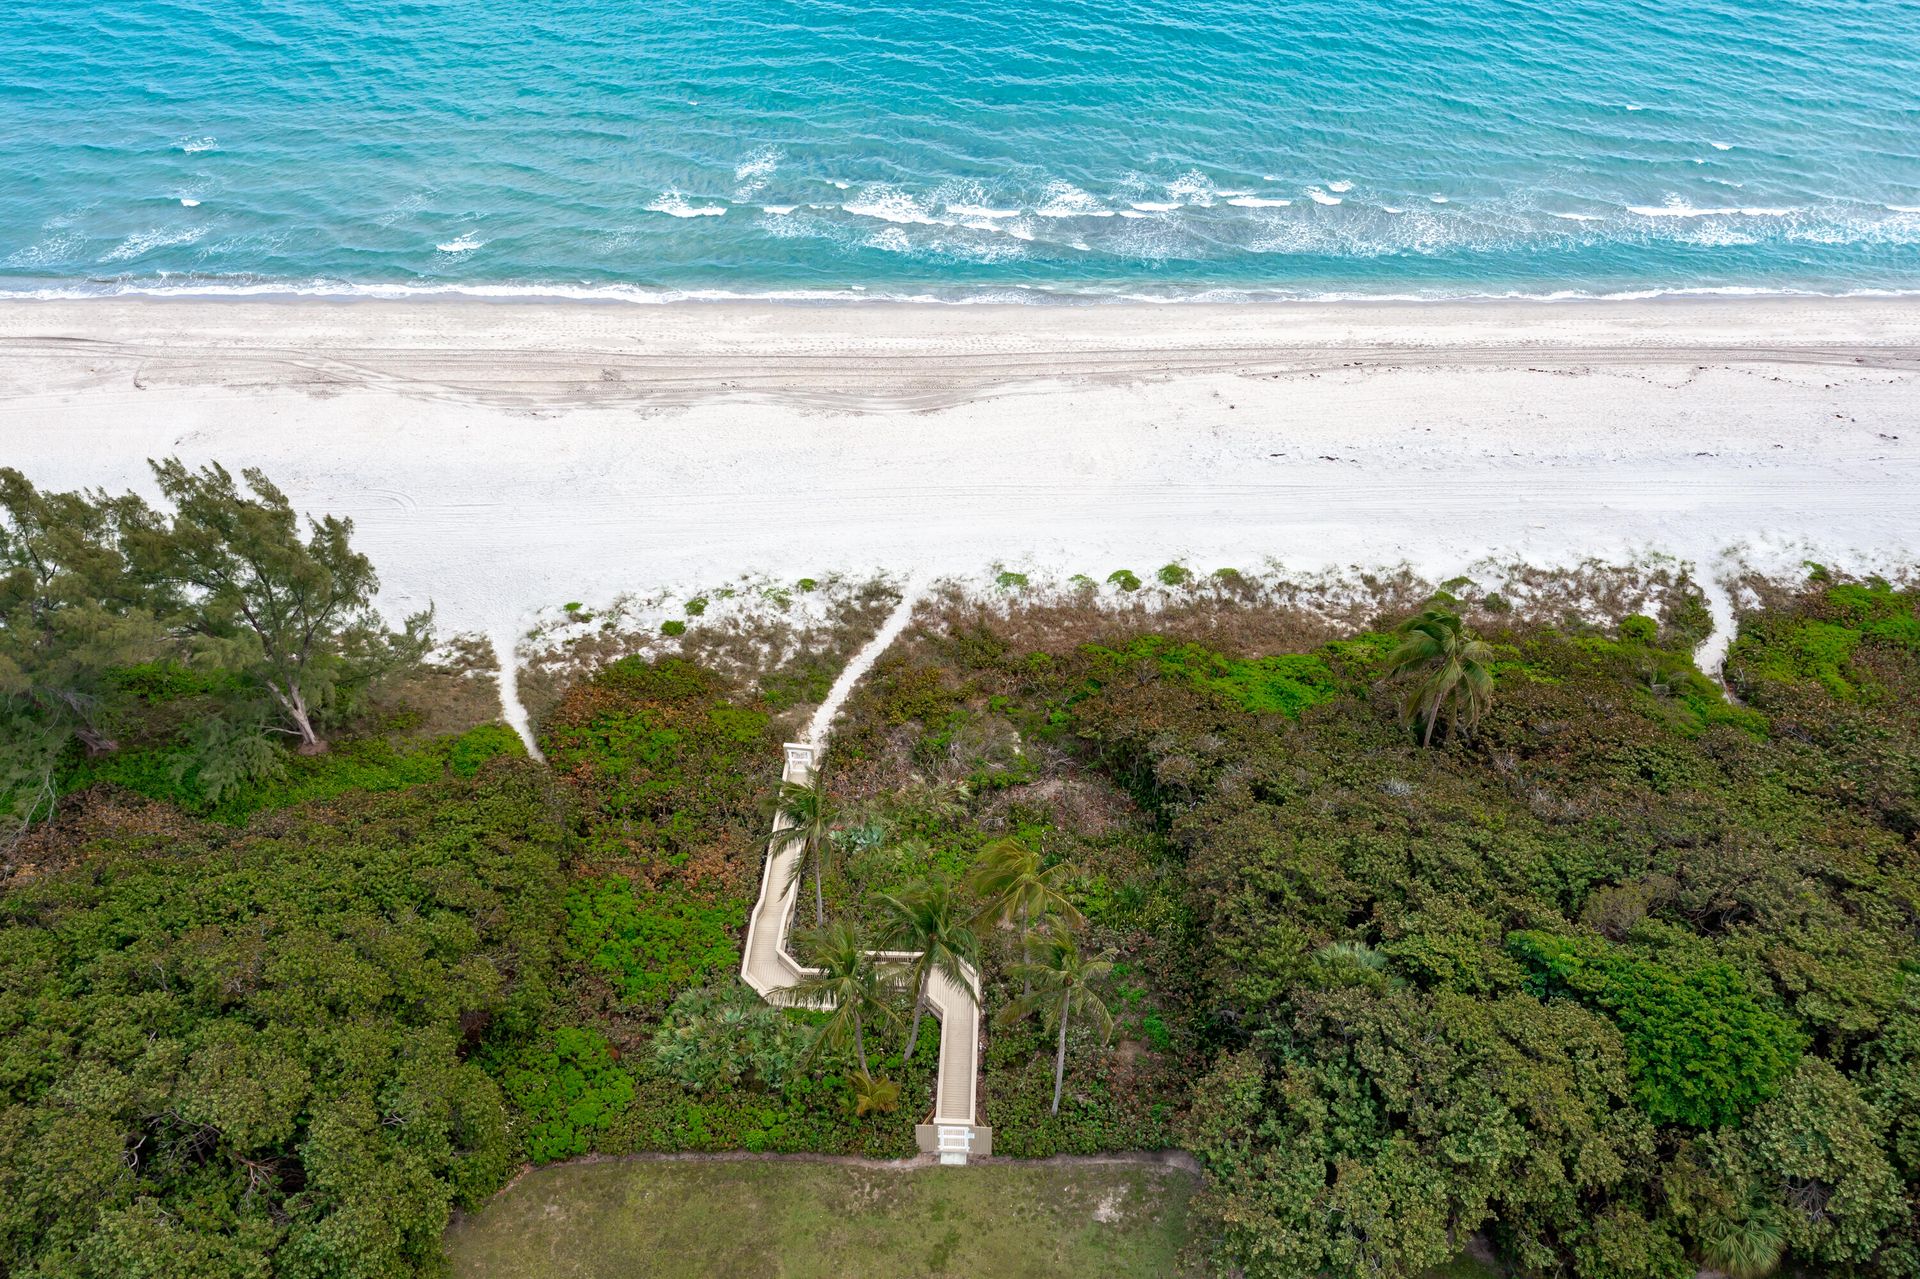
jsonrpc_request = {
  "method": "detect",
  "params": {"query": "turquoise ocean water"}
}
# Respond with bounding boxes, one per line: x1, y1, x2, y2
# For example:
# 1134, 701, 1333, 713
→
3, 0, 1918, 302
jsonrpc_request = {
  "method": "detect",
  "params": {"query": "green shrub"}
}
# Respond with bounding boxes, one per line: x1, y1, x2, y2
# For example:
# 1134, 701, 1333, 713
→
652, 985, 810, 1095
565, 876, 740, 1007
995, 571, 1029, 590
661, 619, 687, 637
795, 578, 819, 592
685, 597, 708, 616
495, 1026, 636, 1163
1107, 569, 1142, 592
1509, 931, 1802, 1128
1620, 615, 1658, 644
539, 657, 777, 862
1085, 635, 1339, 718
0, 765, 565, 1273
64, 722, 524, 822
1156, 564, 1191, 587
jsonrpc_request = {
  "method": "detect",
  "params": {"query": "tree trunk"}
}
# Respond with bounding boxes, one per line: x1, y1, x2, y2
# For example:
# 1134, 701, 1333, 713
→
905, 975, 927, 1061
1051, 1008, 1070, 1114
1020, 902, 1032, 999
812, 848, 824, 927
75, 726, 118, 757
853, 1009, 869, 1076
281, 680, 327, 755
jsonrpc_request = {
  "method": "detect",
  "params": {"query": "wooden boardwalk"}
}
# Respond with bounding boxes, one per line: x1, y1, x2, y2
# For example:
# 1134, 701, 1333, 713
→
739, 591, 990, 1163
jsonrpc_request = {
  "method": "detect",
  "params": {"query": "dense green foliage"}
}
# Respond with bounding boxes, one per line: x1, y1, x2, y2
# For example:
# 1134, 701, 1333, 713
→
490, 1026, 635, 1164
540, 655, 777, 870
1509, 931, 1802, 1128
8, 567, 1919, 1279
0, 760, 566, 1277
1019, 579, 1920, 1278
64, 721, 524, 824
564, 875, 739, 1007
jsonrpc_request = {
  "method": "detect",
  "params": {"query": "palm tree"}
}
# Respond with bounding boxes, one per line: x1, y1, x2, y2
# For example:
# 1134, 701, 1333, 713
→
778, 921, 899, 1076
1386, 606, 1496, 746
875, 876, 979, 1061
969, 836, 1081, 998
997, 920, 1114, 1115
763, 777, 838, 926
1694, 1201, 1788, 1279
848, 1070, 901, 1117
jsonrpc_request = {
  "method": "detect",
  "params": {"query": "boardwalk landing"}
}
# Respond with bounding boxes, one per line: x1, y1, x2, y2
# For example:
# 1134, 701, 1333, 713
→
740, 742, 991, 1163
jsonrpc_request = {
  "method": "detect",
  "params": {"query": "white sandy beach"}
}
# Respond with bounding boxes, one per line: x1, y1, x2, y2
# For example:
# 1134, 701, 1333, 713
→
3, 296, 1916, 678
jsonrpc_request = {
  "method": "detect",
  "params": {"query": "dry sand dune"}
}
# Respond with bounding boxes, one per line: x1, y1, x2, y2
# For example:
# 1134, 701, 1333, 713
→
3, 297, 1916, 678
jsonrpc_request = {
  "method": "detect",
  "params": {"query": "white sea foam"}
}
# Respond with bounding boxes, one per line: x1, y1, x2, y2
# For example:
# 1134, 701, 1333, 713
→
180, 198, 201, 208
1430, 195, 1450, 203
1227, 196, 1292, 207
946, 204, 1019, 219
844, 183, 937, 225
1710, 142, 1733, 151
734, 145, 780, 183
177, 135, 218, 153
1117, 210, 1146, 219
1628, 200, 1796, 217
1328, 180, 1353, 193
1215, 189, 1253, 198
732, 145, 781, 199
3, 232, 84, 268
1166, 170, 1215, 208
867, 226, 911, 253
1036, 181, 1112, 217
1262, 175, 1281, 182
1006, 221, 1036, 241
101, 225, 209, 262
1888, 205, 1920, 213
436, 233, 485, 253
7, 277, 1918, 306
1550, 211, 1603, 221
646, 191, 727, 218
761, 204, 797, 214
1381, 205, 1405, 214
1130, 201, 1180, 213
1306, 188, 1342, 206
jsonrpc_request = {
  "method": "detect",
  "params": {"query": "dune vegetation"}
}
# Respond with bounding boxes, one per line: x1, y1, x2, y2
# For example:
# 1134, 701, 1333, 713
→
5, 466, 1919, 1278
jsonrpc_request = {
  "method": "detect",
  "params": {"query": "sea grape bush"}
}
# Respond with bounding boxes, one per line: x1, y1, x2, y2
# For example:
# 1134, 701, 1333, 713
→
565, 875, 740, 1007
1508, 930, 1802, 1128
492, 1025, 636, 1163
0, 762, 566, 1277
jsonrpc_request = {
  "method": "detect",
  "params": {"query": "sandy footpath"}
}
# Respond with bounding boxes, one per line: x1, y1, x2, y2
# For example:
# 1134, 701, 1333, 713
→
2, 295, 1916, 659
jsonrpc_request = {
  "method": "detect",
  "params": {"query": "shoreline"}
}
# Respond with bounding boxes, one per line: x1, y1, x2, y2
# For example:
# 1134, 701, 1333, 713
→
3, 293, 1915, 658
6, 284, 1920, 310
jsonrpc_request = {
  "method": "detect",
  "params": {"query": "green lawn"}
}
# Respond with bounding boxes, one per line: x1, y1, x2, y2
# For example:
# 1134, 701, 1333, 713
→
443, 1158, 1202, 1278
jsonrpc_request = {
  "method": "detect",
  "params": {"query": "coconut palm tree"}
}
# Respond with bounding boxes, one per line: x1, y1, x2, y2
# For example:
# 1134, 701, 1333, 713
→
969, 836, 1081, 998
1386, 606, 1496, 746
997, 920, 1114, 1115
778, 921, 899, 1076
875, 876, 979, 1061
762, 776, 839, 926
